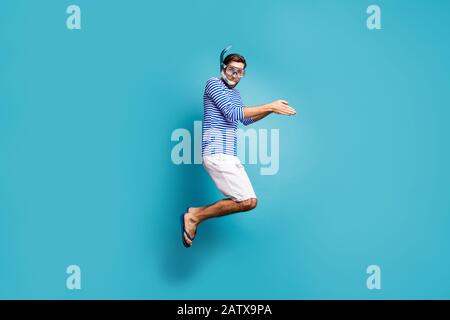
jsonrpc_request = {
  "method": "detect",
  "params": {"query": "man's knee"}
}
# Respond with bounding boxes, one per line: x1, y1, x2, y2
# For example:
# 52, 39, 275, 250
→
238, 198, 258, 212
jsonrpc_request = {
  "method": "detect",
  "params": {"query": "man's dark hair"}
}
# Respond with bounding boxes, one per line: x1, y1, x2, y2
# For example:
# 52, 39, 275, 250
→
223, 54, 247, 69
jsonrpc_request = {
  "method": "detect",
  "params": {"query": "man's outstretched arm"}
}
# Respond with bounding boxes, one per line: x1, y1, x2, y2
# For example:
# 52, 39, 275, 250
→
243, 100, 296, 124
247, 109, 272, 123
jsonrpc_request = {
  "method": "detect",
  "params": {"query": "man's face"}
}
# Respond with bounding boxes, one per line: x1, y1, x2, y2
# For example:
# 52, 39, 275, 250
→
223, 61, 245, 86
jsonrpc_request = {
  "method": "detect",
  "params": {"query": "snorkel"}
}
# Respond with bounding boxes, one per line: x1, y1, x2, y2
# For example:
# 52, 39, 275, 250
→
220, 45, 237, 88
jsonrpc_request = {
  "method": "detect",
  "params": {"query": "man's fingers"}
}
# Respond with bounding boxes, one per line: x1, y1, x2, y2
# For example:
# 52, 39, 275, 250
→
282, 106, 296, 115
273, 104, 297, 115
284, 106, 296, 113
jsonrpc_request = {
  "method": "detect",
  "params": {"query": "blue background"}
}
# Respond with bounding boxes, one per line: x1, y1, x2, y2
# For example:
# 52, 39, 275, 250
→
1, 0, 449, 299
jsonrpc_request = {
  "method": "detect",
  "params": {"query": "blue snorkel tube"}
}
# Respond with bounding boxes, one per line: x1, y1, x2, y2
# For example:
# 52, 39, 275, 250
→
220, 45, 232, 72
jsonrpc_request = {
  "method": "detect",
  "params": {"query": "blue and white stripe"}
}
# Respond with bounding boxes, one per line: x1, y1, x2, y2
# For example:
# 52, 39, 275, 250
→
202, 77, 254, 156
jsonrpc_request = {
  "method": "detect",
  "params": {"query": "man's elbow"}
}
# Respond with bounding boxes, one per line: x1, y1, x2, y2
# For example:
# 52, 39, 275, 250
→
242, 117, 256, 126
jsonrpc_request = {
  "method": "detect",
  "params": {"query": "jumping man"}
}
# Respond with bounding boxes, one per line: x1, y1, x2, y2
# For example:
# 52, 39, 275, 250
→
181, 46, 297, 248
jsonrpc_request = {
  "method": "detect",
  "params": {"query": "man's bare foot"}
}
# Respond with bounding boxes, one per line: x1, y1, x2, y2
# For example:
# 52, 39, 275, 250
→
187, 206, 206, 214
183, 211, 199, 247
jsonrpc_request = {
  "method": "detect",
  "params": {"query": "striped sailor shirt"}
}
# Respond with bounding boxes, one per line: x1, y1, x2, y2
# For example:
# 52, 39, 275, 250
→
202, 77, 254, 157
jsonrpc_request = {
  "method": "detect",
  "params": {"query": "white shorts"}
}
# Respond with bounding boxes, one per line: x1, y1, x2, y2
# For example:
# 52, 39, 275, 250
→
202, 154, 257, 202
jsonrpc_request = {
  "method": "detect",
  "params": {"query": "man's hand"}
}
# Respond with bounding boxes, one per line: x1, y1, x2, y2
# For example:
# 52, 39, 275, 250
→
267, 100, 296, 116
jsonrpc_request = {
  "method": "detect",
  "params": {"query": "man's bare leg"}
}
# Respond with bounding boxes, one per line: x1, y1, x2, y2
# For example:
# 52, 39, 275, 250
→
183, 198, 257, 246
